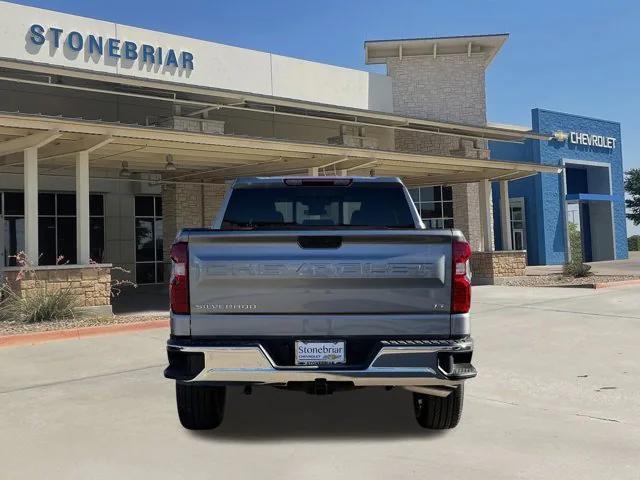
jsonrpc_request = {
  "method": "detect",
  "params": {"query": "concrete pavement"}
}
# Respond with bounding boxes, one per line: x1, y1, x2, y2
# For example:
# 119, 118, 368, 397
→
526, 251, 640, 276
1, 285, 639, 479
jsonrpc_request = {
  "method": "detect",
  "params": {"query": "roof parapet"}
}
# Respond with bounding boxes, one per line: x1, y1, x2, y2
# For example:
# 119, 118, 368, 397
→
365, 33, 509, 66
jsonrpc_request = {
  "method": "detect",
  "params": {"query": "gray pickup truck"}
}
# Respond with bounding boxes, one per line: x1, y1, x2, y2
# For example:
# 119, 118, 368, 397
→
165, 176, 476, 431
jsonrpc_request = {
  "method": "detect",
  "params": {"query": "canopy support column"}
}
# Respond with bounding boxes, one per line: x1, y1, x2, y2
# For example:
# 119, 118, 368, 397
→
478, 179, 494, 252
24, 147, 39, 264
76, 150, 91, 264
500, 180, 513, 251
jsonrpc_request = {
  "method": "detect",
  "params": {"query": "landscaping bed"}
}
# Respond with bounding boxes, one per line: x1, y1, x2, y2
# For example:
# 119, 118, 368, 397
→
0, 313, 168, 336
498, 275, 640, 288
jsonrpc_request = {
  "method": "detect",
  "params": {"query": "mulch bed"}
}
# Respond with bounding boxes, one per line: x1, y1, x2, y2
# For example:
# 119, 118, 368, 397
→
498, 275, 640, 288
0, 313, 169, 336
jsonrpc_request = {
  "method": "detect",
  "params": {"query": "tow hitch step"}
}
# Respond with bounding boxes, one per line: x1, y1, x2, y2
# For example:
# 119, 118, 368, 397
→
449, 363, 477, 380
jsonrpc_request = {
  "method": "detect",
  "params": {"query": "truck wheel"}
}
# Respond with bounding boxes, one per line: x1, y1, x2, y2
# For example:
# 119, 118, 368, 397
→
176, 383, 226, 430
413, 385, 464, 430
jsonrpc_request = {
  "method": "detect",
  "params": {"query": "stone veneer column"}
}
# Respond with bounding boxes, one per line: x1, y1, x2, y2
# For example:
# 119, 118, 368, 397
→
386, 53, 490, 249
162, 183, 229, 264
203, 183, 230, 225
452, 183, 483, 251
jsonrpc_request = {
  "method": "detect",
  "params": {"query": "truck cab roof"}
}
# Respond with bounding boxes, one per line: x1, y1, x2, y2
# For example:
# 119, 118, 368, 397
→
232, 176, 404, 188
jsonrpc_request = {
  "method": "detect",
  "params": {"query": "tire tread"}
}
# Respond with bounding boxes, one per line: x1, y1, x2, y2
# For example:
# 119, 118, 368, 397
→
176, 383, 226, 430
414, 385, 464, 430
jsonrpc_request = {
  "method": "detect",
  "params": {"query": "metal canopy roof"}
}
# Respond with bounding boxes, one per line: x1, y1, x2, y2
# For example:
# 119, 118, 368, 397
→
0, 60, 549, 143
0, 112, 560, 187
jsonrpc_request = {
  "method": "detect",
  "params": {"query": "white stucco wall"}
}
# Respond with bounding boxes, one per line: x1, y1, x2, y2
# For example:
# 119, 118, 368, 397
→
0, 1, 392, 112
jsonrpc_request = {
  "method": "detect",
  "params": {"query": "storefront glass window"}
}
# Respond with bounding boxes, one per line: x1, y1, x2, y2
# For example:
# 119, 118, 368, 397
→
1, 192, 105, 266
409, 186, 454, 229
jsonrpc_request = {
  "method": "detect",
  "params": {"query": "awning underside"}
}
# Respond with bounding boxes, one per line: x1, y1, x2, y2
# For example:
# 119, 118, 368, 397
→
0, 62, 549, 143
0, 112, 560, 186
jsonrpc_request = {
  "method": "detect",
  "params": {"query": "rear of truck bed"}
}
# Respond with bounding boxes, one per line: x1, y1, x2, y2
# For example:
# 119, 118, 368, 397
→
165, 177, 475, 431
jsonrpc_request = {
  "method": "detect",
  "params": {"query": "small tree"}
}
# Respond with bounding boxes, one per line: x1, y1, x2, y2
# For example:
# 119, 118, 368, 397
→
625, 169, 640, 226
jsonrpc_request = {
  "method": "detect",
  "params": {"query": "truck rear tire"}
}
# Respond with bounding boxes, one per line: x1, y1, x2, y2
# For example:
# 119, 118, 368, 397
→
413, 384, 464, 430
176, 383, 226, 430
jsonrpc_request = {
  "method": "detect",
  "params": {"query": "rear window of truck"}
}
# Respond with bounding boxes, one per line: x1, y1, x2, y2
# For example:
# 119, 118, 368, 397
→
222, 184, 416, 229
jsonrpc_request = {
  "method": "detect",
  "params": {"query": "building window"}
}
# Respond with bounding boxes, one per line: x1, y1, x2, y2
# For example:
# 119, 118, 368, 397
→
134, 196, 163, 284
1, 192, 104, 266
408, 186, 454, 229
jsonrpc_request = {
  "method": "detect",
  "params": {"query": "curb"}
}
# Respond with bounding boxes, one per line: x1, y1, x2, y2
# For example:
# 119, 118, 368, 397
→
0, 319, 169, 348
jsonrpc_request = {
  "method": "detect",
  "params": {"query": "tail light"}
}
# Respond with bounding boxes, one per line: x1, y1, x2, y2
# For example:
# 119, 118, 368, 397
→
451, 239, 472, 314
170, 242, 189, 314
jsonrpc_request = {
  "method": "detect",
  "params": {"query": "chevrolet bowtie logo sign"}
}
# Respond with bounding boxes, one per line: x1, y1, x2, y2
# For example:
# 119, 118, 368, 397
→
552, 131, 569, 142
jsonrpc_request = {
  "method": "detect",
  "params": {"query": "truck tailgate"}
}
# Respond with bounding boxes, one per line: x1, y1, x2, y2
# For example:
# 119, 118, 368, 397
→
187, 230, 452, 336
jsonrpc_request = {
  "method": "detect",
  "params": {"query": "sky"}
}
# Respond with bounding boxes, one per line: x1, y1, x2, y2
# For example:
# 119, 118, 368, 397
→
12, 0, 640, 235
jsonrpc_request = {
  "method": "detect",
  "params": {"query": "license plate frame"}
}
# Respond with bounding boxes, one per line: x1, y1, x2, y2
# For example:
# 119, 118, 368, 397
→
295, 340, 346, 366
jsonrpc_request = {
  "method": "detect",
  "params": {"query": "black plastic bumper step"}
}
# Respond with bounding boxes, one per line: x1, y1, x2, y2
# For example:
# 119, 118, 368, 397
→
448, 363, 477, 380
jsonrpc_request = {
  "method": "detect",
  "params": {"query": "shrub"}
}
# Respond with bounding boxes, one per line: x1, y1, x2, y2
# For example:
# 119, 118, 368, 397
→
0, 284, 80, 323
628, 235, 640, 252
562, 261, 593, 278
567, 222, 583, 262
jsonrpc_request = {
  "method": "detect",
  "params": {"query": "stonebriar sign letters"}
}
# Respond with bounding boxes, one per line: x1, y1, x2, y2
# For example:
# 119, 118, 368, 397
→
28, 23, 195, 70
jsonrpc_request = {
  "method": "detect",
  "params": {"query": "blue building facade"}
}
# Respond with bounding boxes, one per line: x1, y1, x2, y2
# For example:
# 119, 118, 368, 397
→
490, 109, 628, 265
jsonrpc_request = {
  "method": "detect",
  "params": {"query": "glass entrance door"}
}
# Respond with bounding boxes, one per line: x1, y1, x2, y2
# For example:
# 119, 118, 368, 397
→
509, 198, 526, 250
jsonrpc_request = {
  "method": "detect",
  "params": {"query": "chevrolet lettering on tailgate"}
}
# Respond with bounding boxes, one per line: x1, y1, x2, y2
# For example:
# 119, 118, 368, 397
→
202, 262, 438, 278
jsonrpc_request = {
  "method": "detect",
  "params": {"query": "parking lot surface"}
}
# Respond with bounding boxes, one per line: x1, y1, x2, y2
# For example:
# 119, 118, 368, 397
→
1, 285, 639, 479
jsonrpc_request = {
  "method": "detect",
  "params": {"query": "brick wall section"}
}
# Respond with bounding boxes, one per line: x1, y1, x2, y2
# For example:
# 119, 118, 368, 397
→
203, 183, 229, 226
385, 54, 490, 249
162, 183, 229, 263
4, 265, 112, 307
471, 251, 527, 281
387, 54, 487, 124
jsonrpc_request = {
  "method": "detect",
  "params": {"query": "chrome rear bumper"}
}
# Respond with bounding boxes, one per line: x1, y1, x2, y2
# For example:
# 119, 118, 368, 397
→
165, 338, 475, 387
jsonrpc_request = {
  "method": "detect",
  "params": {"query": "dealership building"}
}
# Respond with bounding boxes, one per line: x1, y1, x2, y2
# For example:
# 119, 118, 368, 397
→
0, 1, 628, 312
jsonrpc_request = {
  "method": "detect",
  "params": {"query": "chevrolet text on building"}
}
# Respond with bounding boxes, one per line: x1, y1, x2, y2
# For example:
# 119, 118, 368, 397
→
552, 130, 617, 149
28, 24, 195, 70
569, 131, 616, 149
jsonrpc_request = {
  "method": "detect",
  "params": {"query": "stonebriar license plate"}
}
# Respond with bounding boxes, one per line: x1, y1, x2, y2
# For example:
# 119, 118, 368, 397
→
295, 340, 346, 365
